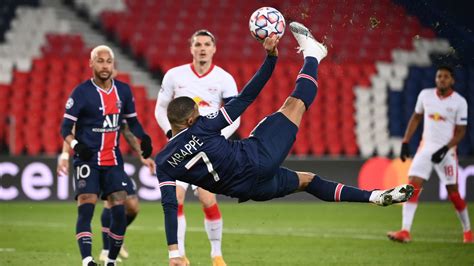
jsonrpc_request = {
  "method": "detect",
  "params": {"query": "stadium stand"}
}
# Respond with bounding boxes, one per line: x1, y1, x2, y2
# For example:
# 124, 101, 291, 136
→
1, 0, 472, 157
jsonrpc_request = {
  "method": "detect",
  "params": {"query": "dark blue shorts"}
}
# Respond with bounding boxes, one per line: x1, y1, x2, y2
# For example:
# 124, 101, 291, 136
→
245, 112, 300, 201
73, 163, 130, 200
250, 112, 298, 178
248, 167, 300, 201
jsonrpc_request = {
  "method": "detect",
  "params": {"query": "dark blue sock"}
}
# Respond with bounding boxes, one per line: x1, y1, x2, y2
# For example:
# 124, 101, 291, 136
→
305, 175, 371, 202
76, 203, 95, 259
101, 208, 111, 250
108, 205, 126, 260
126, 213, 137, 226
290, 57, 319, 109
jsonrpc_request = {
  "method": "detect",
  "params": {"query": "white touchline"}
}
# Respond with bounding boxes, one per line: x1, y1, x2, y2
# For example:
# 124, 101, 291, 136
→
0, 248, 15, 252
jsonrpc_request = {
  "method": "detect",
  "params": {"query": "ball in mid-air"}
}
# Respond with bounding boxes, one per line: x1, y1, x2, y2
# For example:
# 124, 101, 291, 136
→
249, 7, 285, 42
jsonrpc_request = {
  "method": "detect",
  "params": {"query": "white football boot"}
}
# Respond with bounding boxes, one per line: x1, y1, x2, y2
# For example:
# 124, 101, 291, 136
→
289, 21, 327, 62
370, 184, 414, 206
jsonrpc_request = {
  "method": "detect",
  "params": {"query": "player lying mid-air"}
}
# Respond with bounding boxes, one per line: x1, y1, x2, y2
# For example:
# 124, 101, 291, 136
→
155, 22, 414, 265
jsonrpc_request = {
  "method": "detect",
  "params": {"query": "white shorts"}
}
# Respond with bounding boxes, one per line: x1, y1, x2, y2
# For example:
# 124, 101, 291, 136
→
408, 147, 458, 185
176, 180, 198, 191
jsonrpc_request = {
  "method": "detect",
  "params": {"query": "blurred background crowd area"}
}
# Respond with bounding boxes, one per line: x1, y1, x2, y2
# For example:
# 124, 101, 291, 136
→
0, 0, 472, 158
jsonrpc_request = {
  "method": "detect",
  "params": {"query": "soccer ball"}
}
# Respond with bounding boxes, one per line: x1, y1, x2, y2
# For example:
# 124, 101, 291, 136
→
249, 7, 286, 42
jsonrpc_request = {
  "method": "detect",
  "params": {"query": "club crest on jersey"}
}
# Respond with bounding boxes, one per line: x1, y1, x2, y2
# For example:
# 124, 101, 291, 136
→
66, 98, 74, 109
116, 100, 122, 109
206, 111, 219, 119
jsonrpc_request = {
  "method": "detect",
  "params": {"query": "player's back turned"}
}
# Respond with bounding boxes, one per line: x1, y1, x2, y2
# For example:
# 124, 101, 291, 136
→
155, 114, 259, 199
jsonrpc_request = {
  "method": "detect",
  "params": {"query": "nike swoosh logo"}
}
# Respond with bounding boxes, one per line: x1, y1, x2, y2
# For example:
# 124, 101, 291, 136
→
122, 182, 127, 186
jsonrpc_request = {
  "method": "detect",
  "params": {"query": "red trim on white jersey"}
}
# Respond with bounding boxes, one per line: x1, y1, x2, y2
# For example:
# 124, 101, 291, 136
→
334, 184, 344, 202
435, 88, 454, 100
190, 63, 215, 78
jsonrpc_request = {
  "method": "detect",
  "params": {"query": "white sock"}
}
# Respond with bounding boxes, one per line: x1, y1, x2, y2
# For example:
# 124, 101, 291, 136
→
456, 208, 471, 232
205, 218, 223, 257
402, 202, 418, 231
82, 256, 93, 266
106, 259, 116, 265
177, 215, 186, 256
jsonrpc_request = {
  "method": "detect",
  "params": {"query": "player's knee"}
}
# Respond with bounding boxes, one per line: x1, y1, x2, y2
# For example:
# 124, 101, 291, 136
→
199, 192, 217, 208
176, 186, 186, 204
125, 196, 140, 216
446, 184, 459, 194
107, 191, 127, 206
278, 98, 305, 127
408, 176, 424, 186
296, 172, 315, 190
77, 193, 97, 205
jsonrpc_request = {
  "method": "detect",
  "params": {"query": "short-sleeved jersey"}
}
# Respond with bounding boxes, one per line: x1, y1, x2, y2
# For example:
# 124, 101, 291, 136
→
155, 108, 258, 199
63, 79, 138, 166
160, 64, 237, 116
415, 88, 468, 148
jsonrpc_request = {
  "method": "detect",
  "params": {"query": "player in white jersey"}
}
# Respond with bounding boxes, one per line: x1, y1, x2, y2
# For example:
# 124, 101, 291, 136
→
388, 66, 472, 243
155, 29, 239, 266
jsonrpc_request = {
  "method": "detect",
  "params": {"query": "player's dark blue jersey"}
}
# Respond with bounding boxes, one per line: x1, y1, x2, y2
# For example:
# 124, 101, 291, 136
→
61, 79, 146, 167
155, 111, 260, 199
156, 55, 277, 246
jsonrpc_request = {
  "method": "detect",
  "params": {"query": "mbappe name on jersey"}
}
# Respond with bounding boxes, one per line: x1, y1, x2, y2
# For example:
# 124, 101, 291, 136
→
167, 135, 204, 168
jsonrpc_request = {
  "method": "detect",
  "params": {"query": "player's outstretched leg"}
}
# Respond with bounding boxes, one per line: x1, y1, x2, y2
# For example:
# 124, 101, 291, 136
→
296, 172, 414, 206
278, 21, 327, 128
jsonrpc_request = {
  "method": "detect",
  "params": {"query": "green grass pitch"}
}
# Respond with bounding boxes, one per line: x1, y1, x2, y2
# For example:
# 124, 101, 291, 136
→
0, 202, 472, 265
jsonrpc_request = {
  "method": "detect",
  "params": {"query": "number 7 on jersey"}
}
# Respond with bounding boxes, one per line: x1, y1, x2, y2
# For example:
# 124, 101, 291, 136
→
185, 151, 220, 181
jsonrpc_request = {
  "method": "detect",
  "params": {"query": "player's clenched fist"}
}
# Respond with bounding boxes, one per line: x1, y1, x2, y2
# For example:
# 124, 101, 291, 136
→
71, 140, 94, 161
400, 142, 410, 162
263, 35, 279, 56
140, 134, 153, 158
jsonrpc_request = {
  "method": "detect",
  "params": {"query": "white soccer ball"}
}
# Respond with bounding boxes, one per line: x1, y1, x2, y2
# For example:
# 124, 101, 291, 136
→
249, 7, 286, 42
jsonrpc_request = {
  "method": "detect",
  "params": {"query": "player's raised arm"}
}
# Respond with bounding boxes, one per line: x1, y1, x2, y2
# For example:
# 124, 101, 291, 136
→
220, 74, 241, 138
201, 36, 278, 132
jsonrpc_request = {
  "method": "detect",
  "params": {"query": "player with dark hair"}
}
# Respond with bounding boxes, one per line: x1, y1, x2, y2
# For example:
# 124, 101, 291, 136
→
60, 45, 153, 266
155, 22, 414, 266
388, 65, 472, 243
155, 29, 239, 266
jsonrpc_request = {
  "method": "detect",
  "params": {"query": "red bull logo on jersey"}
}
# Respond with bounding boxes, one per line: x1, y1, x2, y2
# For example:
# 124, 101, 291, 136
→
428, 112, 446, 121
193, 96, 211, 107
